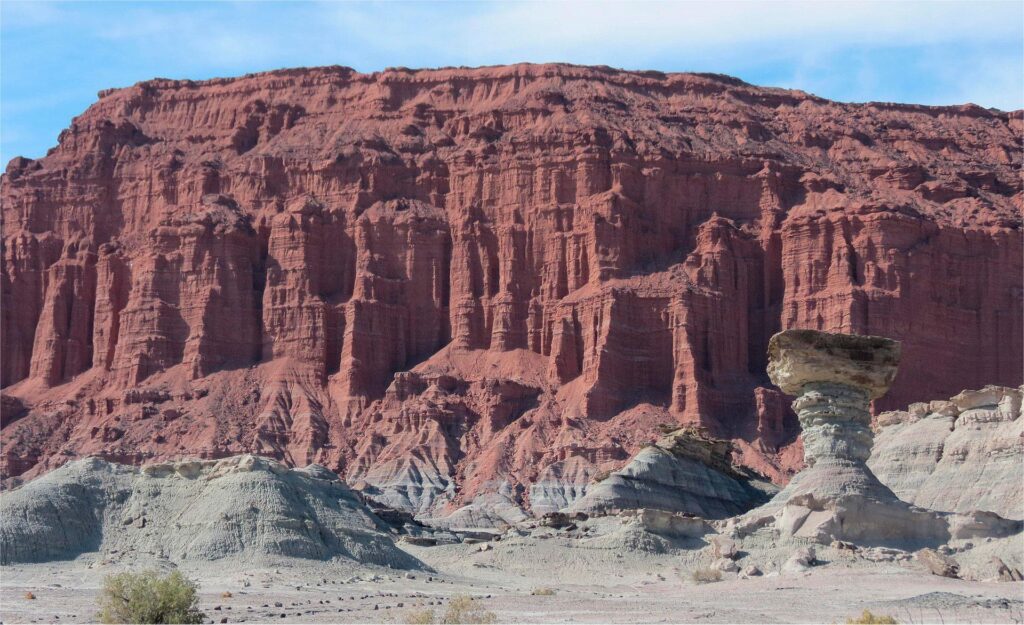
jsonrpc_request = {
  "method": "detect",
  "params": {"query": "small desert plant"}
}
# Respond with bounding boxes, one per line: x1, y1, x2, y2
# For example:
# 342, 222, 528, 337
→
24, 591, 36, 600
442, 596, 496, 624
398, 596, 496, 624
96, 570, 205, 624
220, 591, 232, 599
403, 608, 437, 624
690, 566, 723, 584
845, 610, 898, 624
530, 587, 556, 596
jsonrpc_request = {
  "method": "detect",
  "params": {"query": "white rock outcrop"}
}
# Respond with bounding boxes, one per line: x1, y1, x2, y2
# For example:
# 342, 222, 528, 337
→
870, 386, 1023, 520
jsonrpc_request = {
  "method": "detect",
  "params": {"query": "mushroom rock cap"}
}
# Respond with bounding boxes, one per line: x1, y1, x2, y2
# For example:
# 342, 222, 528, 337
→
766, 329, 901, 399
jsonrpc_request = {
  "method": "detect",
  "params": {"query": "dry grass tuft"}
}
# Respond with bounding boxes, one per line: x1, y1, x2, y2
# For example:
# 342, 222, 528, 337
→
400, 595, 496, 624
403, 608, 436, 624
690, 566, 723, 584
24, 591, 36, 600
531, 587, 556, 596
846, 610, 899, 624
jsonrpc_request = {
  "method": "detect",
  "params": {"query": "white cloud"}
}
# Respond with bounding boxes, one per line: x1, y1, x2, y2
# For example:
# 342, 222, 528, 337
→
363, 0, 1023, 62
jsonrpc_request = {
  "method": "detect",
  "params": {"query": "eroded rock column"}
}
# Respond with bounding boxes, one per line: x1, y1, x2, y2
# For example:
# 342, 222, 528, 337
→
766, 330, 900, 466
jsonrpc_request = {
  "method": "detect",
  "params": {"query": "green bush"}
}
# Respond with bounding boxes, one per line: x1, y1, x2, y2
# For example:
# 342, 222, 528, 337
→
96, 570, 205, 624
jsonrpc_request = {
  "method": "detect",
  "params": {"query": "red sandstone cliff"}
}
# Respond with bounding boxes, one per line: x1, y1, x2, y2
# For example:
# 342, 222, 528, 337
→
2, 64, 1021, 517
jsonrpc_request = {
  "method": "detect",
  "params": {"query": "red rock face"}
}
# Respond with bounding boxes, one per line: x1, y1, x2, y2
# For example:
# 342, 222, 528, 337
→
2, 64, 1021, 516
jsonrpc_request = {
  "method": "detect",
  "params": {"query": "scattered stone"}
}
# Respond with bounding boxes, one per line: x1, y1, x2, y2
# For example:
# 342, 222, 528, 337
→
740, 564, 763, 578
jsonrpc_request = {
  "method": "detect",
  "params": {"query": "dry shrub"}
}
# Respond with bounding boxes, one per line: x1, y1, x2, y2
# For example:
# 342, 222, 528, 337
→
403, 595, 496, 624
441, 596, 496, 624
403, 608, 437, 624
221, 591, 233, 599
96, 570, 204, 624
24, 591, 36, 600
690, 566, 722, 584
531, 587, 556, 596
846, 610, 898, 624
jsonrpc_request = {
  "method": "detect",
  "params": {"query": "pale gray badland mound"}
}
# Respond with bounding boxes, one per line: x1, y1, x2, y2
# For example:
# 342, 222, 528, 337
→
568, 428, 777, 518
0, 454, 421, 569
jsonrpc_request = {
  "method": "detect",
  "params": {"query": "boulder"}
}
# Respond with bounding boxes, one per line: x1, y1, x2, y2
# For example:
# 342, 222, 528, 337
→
740, 564, 763, 578
782, 546, 817, 574
714, 558, 740, 573
710, 536, 738, 559
621, 508, 711, 538
916, 548, 960, 578
991, 556, 1023, 582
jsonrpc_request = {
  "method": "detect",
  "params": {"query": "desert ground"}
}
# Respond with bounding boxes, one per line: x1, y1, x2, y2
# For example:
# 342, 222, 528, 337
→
2, 533, 1022, 625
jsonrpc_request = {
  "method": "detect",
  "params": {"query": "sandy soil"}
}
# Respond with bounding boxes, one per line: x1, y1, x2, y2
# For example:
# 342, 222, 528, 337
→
2, 535, 1022, 624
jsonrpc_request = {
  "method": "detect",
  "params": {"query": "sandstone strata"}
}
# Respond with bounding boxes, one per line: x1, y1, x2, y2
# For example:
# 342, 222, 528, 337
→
2, 64, 1022, 519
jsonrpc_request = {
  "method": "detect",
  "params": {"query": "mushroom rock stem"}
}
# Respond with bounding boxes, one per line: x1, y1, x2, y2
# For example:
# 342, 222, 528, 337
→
792, 382, 873, 465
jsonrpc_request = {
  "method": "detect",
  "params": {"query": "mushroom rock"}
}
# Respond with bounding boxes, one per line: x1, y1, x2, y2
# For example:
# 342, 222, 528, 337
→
734, 329, 950, 549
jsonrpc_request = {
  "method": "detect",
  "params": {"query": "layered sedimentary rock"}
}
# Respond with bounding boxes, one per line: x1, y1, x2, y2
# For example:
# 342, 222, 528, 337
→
0, 455, 420, 567
735, 330, 950, 549
870, 385, 1023, 520
567, 427, 776, 518
2, 64, 1022, 518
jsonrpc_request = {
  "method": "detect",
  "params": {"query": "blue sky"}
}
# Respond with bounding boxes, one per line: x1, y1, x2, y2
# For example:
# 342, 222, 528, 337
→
2, 0, 1022, 165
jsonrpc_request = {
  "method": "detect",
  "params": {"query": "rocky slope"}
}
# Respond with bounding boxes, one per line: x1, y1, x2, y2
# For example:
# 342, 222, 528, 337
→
0, 454, 420, 567
2, 64, 1021, 519
567, 427, 777, 518
870, 385, 1023, 520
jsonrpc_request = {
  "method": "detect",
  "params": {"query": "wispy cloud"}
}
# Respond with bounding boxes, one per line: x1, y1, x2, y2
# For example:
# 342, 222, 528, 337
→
2, 0, 1021, 163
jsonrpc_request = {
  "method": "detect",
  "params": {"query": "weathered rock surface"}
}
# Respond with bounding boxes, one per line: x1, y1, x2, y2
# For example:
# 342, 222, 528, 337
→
568, 427, 776, 518
870, 385, 1023, 520
0, 455, 420, 568
2, 64, 1022, 519
916, 548, 961, 578
736, 330, 951, 549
